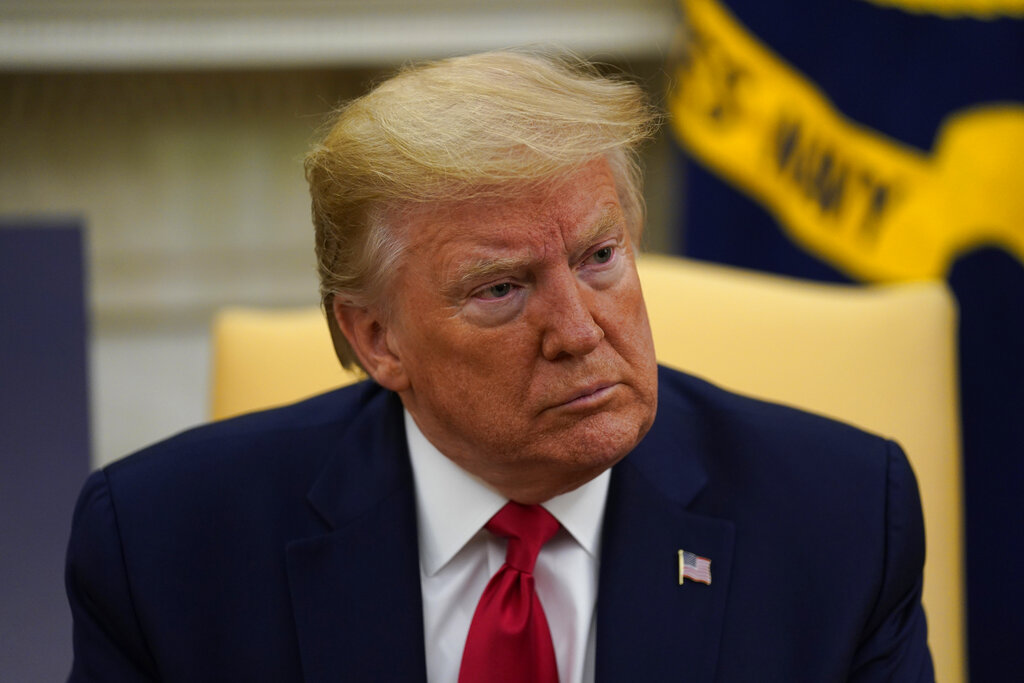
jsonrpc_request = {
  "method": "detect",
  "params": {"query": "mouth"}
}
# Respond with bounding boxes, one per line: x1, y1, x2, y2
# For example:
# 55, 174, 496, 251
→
551, 382, 620, 412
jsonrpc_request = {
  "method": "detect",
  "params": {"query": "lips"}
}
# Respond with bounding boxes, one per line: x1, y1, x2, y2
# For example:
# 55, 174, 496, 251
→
552, 381, 619, 411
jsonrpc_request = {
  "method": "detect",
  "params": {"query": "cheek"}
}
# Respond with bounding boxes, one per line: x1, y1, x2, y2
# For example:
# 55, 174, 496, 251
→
606, 277, 654, 349
403, 320, 537, 397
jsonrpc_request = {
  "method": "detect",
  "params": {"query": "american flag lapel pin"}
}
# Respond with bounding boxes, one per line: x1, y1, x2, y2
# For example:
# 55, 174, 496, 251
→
678, 549, 712, 586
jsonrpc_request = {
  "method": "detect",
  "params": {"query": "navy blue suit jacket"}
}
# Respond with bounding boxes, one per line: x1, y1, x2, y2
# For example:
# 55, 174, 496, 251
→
66, 366, 934, 681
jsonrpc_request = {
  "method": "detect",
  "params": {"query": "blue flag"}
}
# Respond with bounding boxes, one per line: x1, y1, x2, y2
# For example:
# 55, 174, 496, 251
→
669, 1, 1024, 679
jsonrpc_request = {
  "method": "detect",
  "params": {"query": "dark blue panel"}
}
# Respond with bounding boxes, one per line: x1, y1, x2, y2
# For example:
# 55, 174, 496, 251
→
949, 248, 1024, 681
0, 220, 91, 682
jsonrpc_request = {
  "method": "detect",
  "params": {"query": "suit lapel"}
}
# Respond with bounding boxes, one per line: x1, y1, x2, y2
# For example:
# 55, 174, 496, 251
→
596, 387, 735, 683
286, 390, 427, 682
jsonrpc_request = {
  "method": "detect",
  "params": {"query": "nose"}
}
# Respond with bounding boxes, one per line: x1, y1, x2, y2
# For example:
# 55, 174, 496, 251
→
538, 273, 604, 361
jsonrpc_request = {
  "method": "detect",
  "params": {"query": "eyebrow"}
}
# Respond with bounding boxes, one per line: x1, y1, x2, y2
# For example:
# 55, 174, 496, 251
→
447, 206, 626, 293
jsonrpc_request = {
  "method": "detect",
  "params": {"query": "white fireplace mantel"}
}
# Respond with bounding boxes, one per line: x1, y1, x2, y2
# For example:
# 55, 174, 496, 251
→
0, 0, 677, 70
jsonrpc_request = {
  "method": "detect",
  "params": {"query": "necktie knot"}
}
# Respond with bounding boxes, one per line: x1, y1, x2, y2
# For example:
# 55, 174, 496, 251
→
486, 502, 560, 573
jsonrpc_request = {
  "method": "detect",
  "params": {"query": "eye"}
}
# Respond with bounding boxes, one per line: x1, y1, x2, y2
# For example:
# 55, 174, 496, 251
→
477, 282, 514, 300
590, 246, 615, 264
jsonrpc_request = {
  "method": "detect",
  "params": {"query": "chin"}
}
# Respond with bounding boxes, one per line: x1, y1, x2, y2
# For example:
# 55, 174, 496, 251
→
545, 407, 653, 470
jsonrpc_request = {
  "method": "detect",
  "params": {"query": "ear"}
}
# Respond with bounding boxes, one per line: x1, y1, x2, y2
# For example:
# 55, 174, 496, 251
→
332, 297, 410, 392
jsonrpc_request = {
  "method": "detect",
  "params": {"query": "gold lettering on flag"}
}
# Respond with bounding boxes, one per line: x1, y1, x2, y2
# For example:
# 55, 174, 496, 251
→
669, 0, 1024, 282
860, 0, 1024, 19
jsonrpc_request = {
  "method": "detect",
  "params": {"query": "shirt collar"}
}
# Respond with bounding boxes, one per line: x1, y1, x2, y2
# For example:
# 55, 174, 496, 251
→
404, 410, 611, 577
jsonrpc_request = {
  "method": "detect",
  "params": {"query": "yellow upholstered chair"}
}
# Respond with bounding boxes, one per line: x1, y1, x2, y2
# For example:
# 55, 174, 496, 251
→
210, 254, 964, 683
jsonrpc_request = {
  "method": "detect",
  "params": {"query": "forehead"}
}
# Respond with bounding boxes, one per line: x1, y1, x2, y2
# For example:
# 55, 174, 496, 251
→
398, 160, 624, 269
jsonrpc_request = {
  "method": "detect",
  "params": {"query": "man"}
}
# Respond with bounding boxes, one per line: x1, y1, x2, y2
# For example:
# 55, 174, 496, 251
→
66, 52, 934, 682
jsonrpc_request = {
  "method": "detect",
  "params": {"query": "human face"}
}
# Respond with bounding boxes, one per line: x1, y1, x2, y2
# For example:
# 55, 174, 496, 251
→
376, 159, 657, 503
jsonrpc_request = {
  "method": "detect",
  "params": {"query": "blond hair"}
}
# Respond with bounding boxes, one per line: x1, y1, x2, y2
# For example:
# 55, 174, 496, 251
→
305, 50, 660, 369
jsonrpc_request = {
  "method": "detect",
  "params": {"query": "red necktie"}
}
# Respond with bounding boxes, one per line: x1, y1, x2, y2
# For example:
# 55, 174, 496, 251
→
458, 502, 561, 683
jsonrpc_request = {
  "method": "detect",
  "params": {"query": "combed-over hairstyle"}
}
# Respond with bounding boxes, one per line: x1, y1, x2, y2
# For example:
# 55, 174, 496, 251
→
305, 50, 660, 369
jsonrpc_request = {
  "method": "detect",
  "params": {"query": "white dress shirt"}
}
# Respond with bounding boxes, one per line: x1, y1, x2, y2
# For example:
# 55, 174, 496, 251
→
404, 411, 609, 683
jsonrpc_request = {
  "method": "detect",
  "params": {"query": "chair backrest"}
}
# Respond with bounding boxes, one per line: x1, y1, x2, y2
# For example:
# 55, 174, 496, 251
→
210, 253, 964, 683
209, 307, 364, 421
